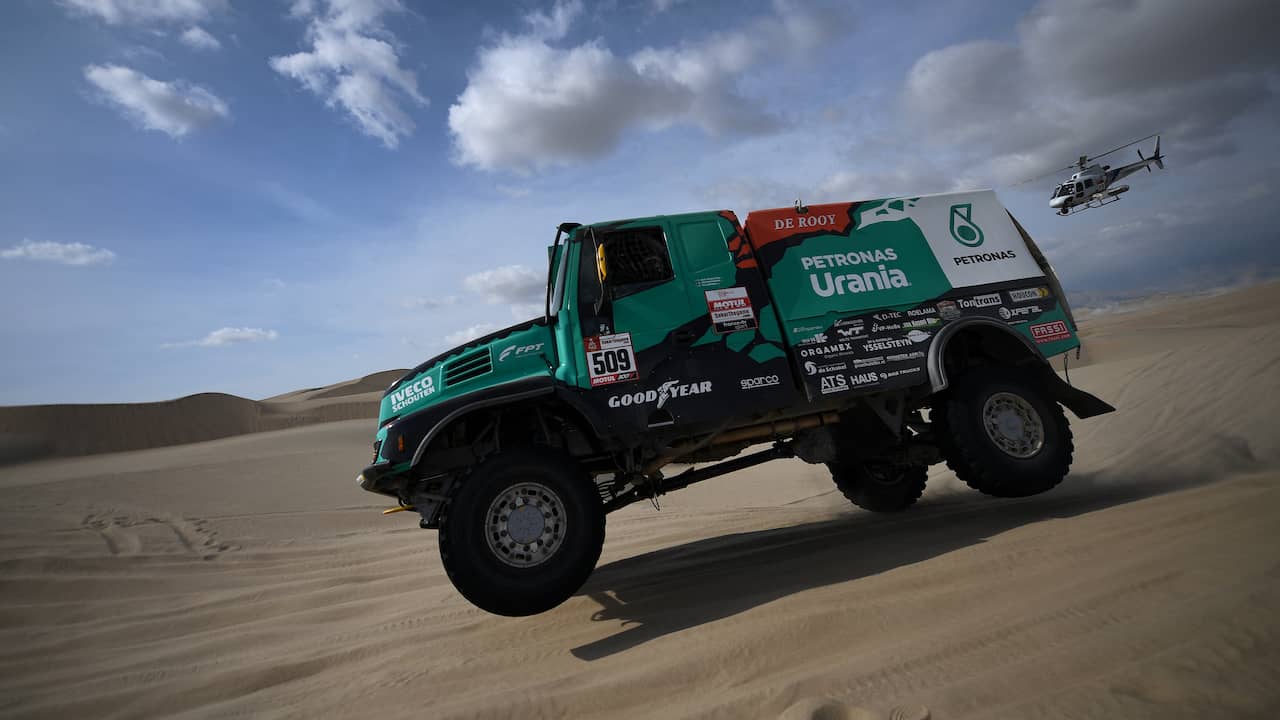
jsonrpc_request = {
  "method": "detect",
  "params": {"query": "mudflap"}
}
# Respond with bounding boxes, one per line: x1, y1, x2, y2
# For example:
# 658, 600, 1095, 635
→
1042, 370, 1115, 419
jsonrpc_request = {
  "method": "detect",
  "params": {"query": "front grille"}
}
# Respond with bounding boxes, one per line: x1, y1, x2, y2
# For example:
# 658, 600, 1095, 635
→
444, 349, 492, 386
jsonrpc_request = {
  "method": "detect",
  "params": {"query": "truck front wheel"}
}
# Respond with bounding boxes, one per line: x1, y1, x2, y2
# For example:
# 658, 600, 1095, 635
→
828, 460, 928, 512
935, 367, 1073, 498
437, 447, 604, 616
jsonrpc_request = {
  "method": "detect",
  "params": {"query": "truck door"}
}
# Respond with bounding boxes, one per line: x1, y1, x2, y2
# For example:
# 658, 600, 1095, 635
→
572, 215, 796, 436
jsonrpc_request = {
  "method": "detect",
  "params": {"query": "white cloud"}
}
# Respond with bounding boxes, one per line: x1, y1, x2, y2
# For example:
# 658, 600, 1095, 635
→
523, 0, 581, 41
1, 239, 116, 266
162, 327, 279, 348
463, 264, 544, 305
179, 25, 221, 50
60, 0, 227, 25
270, 0, 428, 149
84, 64, 229, 138
448, 0, 851, 171
896, 0, 1280, 186
443, 323, 501, 347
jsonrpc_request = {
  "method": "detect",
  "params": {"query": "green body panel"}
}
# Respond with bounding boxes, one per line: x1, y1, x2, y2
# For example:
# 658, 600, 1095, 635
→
369, 190, 1086, 471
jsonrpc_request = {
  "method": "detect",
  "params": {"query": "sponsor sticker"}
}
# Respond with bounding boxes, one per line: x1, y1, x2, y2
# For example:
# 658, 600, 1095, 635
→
498, 342, 544, 362
585, 333, 639, 387
704, 286, 757, 333
936, 300, 961, 320
804, 361, 848, 375
741, 374, 782, 390
820, 374, 849, 394
389, 374, 436, 412
958, 293, 1002, 309
998, 305, 1042, 322
608, 380, 712, 408
1008, 286, 1050, 303
848, 371, 880, 387
954, 250, 1017, 265
1030, 320, 1072, 344
797, 332, 829, 346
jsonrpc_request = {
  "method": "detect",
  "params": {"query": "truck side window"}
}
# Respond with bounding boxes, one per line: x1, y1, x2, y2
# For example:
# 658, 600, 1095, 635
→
599, 227, 674, 299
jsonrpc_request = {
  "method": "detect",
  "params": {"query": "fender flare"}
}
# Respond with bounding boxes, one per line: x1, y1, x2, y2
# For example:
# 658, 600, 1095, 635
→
407, 379, 556, 467
926, 317, 1114, 419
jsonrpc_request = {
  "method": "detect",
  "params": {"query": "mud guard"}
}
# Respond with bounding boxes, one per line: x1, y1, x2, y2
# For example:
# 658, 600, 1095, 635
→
1042, 371, 1115, 419
928, 317, 1115, 420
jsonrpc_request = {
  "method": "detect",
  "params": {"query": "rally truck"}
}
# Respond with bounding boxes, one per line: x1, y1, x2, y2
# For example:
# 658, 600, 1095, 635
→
357, 190, 1114, 616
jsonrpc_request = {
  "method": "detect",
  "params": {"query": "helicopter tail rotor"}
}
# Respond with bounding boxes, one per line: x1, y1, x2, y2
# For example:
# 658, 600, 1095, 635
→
1152, 135, 1164, 170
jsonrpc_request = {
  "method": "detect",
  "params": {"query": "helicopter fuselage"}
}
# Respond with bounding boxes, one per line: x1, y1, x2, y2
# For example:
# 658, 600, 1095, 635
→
1044, 135, 1164, 215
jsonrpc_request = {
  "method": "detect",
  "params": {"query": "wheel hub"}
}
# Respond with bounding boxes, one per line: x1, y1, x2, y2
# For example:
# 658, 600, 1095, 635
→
485, 482, 567, 568
982, 392, 1045, 459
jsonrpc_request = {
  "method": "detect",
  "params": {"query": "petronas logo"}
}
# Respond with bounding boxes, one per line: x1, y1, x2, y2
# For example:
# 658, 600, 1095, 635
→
949, 203, 984, 247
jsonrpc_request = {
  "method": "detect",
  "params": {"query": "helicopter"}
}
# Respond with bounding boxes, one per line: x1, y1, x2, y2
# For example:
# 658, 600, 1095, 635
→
1031, 134, 1165, 215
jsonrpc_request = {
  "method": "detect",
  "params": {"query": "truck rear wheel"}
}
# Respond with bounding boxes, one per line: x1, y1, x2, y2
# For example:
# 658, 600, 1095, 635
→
437, 447, 604, 616
828, 460, 928, 512
936, 367, 1073, 498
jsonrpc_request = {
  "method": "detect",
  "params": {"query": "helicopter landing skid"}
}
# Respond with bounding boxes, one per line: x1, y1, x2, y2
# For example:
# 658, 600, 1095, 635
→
1063, 193, 1122, 216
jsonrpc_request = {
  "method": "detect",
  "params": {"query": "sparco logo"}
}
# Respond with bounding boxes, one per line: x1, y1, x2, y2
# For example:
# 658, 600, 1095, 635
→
609, 380, 712, 408
741, 375, 781, 390
958, 293, 1001, 309
389, 375, 435, 412
498, 342, 544, 362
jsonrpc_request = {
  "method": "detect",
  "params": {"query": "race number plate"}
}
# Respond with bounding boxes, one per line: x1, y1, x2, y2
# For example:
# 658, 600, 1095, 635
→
584, 332, 639, 387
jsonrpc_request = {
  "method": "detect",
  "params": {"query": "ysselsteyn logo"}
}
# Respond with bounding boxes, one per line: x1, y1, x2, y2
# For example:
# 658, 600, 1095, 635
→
949, 203, 984, 247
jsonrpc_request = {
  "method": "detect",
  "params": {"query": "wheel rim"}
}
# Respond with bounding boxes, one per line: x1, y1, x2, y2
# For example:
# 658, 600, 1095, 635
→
981, 392, 1045, 459
485, 482, 567, 568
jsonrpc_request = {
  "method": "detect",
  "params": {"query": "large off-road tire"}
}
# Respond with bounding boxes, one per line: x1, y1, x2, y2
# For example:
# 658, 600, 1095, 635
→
828, 461, 928, 512
935, 366, 1073, 498
437, 447, 604, 616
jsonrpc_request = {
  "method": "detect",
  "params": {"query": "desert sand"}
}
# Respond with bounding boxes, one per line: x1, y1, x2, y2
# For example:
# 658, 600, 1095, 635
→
1, 283, 1278, 719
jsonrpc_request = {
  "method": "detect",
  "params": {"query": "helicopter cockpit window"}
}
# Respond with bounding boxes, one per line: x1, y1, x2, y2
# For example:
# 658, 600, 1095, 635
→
1074, 182, 1083, 194
1084, 179, 1095, 189
595, 227, 674, 300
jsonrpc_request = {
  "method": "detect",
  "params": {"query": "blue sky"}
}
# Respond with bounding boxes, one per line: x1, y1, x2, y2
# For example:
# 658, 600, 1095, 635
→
2, 0, 1278, 405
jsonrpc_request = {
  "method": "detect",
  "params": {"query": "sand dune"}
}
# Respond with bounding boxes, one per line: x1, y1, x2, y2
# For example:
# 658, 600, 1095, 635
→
1, 283, 1278, 719
0, 369, 406, 464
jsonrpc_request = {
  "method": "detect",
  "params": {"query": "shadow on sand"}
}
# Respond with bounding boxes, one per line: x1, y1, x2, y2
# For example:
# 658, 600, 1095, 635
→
571, 470, 1214, 661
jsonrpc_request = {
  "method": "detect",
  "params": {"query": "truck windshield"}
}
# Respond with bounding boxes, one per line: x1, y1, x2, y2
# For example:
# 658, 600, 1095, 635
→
548, 238, 572, 317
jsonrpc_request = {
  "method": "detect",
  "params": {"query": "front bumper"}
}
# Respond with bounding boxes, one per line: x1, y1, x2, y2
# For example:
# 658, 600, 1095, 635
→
357, 462, 402, 498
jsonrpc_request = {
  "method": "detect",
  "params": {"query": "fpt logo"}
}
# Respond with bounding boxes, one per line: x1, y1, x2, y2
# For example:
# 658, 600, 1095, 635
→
949, 203, 984, 247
